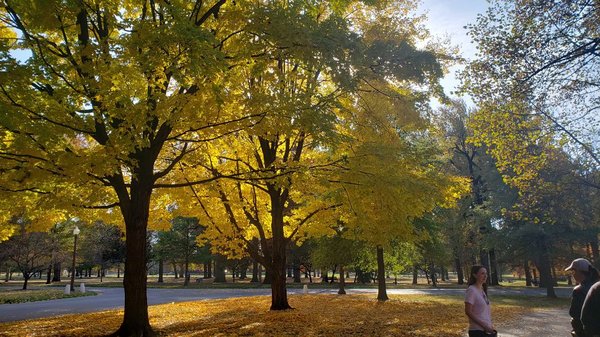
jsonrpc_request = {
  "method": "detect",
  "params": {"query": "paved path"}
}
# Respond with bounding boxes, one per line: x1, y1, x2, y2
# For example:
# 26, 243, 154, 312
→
0, 286, 572, 323
495, 307, 571, 337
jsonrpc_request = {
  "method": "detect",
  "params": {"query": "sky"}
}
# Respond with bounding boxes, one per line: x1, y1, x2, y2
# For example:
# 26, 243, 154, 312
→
416, 0, 491, 105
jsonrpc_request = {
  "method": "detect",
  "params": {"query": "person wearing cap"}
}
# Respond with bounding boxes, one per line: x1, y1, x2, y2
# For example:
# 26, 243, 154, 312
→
581, 279, 600, 337
565, 258, 600, 337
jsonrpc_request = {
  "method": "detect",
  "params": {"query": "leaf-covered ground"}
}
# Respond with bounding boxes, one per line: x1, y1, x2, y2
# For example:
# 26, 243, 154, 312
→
0, 294, 543, 336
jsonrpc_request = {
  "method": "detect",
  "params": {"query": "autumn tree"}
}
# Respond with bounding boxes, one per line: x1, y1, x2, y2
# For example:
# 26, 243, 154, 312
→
0, 218, 52, 289
168, 0, 461, 309
0, 1, 274, 335
462, 0, 600, 168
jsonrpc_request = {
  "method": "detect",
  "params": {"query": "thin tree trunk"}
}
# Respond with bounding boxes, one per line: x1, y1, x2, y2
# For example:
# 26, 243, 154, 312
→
338, 265, 346, 295
251, 260, 259, 283
46, 264, 52, 284
22, 274, 29, 290
158, 259, 163, 283
412, 266, 418, 285
489, 249, 499, 286
524, 261, 532, 286
376, 246, 388, 301
183, 257, 190, 286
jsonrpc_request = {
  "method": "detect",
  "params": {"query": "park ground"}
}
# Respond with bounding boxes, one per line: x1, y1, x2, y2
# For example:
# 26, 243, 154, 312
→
0, 275, 571, 337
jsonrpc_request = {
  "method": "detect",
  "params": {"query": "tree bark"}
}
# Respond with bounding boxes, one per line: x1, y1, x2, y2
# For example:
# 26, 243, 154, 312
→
269, 221, 291, 310
489, 249, 499, 286
338, 265, 346, 295
157, 259, 163, 283
293, 264, 301, 283
376, 246, 388, 301
112, 179, 154, 337
534, 238, 556, 298
214, 254, 226, 283
251, 260, 259, 283
52, 262, 61, 282
524, 261, 532, 286
46, 264, 52, 284
412, 266, 418, 285
454, 257, 465, 285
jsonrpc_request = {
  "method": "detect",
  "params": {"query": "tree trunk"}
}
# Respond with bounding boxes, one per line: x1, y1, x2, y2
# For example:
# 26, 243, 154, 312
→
338, 265, 346, 295
480, 249, 490, 274
489, 249, 499, 286
46, 264, 52, 284
455, 257, 464, 284
590, 240, 599, 265
412, 266, 418, 285
524, 261, 532, 286
263, 269, 272, 284
293, 264, 301, 283
376, 246, 388, 301
239, 260, 249, 280
22, 274, 29, 290
113, 184, 154, 337
430, 262, 437, 287
158, 259, 163, 283
535, 239, 556, 298
173, 263, 178, 279
52, 262, 61, 282
251, 260, 259, 283
269, 249, 291, 310
214, 254, 226, 283
183, 257, 190, 286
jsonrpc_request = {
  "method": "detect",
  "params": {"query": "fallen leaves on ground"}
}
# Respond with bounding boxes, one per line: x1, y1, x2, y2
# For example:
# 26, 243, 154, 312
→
0, 289, 95, 304
0, 294, 530, 336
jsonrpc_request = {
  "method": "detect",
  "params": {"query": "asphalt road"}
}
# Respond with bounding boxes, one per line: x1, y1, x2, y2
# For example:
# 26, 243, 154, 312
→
0, 286, 572, 322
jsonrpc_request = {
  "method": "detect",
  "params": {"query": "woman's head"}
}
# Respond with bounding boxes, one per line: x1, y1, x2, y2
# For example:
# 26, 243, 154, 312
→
467, 265, 488, 293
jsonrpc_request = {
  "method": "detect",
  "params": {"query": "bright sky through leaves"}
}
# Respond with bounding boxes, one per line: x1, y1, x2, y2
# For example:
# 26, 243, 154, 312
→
417, 0, 489, 106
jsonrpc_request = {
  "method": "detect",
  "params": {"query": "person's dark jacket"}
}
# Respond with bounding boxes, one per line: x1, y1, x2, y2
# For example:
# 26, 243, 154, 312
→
570, 280, 594, 337
582, 281, 600, 337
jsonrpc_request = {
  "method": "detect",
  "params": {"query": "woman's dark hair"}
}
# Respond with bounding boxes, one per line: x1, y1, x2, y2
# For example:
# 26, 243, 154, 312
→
467, 265, 488, 295
583, 265, 600, 283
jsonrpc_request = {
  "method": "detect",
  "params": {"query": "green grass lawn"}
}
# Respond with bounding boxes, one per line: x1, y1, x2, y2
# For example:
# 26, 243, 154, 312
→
0, 288, 96, 304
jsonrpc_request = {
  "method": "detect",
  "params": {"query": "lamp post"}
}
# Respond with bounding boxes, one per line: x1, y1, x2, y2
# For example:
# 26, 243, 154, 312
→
70, 226, 80, 292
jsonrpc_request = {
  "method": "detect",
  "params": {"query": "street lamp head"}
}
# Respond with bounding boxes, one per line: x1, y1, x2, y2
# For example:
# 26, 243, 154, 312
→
73, 226, 80, 236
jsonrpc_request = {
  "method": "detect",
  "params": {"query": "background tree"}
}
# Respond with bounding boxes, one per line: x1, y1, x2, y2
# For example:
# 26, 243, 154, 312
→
462, 0, 600, 168
153, 217, 204, 286
78, 221, 125, 282
0, 218, 52, 289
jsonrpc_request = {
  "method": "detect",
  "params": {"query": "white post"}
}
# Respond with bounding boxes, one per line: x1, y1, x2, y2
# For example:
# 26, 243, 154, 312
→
64, 284, 71, 295
80, 283, 86, 293
303, 284, 308, 294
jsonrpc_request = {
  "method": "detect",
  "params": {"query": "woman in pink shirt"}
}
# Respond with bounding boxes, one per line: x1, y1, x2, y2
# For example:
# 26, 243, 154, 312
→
465, 265, 496, 337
